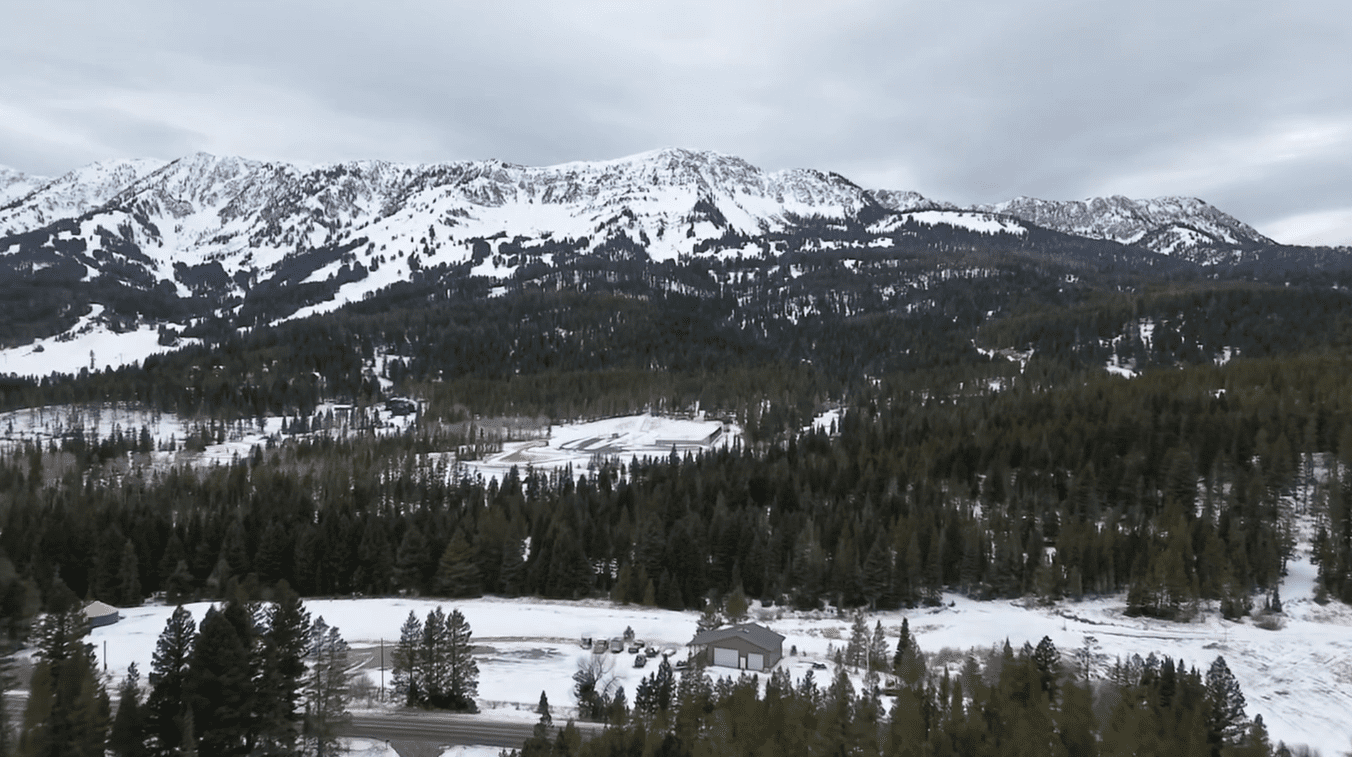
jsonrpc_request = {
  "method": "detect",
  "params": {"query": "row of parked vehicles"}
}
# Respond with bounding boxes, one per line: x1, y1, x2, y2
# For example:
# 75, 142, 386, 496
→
580, 633, 674, 667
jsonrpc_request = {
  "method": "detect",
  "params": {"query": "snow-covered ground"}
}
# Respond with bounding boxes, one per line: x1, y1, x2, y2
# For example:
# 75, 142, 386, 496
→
0, 402, 415, 469
79, 554, 1351, 755
0, 405, 733, 483
6, 405, 1347, 751
0, 306, 195, 377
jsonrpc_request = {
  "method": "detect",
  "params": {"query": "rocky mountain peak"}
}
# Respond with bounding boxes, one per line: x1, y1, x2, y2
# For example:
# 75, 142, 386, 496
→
974, 194, 1273, 259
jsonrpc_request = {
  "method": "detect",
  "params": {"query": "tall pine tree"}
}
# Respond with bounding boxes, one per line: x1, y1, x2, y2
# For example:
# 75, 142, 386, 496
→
302, 618, 352, 757
108, 663, 148, 757
146, 606, 196, 757
255, 583, 311, 755
185, 602, 256, 757
18, 608, 109, 757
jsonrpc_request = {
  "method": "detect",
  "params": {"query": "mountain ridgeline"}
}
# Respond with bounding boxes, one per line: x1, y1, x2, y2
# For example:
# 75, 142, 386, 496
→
2, 148, 1352, 416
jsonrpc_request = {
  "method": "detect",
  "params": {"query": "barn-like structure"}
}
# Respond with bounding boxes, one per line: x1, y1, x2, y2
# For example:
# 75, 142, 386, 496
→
687, 622, 785, 671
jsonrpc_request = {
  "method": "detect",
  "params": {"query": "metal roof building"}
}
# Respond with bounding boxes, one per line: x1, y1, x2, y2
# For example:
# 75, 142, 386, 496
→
688, 622, 785, 671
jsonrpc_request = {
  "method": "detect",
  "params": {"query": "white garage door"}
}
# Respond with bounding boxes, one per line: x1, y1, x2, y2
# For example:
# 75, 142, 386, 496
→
713, 647, 739, 668
748, 653, 764, 671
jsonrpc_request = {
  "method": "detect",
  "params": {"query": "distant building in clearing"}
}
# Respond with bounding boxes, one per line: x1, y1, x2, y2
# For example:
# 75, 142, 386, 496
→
687, 622, 785, 671
83, 600, 120, 628
656, 425, 724, 451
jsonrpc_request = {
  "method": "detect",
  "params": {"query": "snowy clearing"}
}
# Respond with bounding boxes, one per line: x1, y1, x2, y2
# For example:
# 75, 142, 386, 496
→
77, 559, 1352, 755
0, 401, 415, 469
0, 405, 735, 484
0, 305, 196, 378
460, 413, 740, 481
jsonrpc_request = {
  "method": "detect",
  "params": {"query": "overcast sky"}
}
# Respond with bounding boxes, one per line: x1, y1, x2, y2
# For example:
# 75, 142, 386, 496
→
3, 0, 1350, 244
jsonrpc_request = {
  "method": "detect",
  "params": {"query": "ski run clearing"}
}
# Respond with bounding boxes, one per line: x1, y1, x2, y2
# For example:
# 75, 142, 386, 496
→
75, 552, 1351, 756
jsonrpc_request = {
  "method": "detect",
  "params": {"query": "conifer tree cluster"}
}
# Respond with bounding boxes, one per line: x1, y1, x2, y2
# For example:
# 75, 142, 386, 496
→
517, 642, 1284, 757
17, 608, 109, 757
390, 607, 479, 711
42, 586, 358, 757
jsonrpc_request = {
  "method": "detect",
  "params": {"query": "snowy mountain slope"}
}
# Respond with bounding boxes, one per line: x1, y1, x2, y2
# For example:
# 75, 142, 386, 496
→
975, 195, 1273, 260
0, 147, 1326, 359
867, 188, 956, 213
0, 148, 901, 326
0, 165, 51, 206
0, 158, 165, 235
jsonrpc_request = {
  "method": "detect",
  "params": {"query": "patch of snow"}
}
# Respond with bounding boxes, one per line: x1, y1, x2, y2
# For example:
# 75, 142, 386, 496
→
806, 409, 841, 435
1106, 356, 1137, 378
345, 739, 401, 757
905, 210, 1027, 236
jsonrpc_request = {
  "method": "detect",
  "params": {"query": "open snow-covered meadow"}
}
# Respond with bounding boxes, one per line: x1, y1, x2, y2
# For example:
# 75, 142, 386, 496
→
82, 552, 1352, 755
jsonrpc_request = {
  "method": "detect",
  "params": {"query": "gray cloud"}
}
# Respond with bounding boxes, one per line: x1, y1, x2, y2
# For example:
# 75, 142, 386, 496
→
3, 0, 1350, 243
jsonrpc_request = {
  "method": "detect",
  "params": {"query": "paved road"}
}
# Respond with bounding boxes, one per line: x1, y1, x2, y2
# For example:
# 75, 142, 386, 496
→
7, 694, 604, 756
341, 710, 605, 753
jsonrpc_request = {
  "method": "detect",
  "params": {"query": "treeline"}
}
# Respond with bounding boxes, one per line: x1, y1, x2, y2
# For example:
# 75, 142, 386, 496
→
4, 355, 1352, 622
521, 638, 1281, 757
0, 246, 1153, 422
9, 587, 356, 757
982, 281, 1352, 372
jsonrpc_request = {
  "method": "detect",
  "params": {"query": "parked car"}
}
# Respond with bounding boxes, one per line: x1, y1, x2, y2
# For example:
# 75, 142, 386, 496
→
645, 646, 660, 657
593, 639, 608, 654
628, 641, 644, 653
580, 636, 593, 649
633, 654, 647, 668
610, 638, 624, 653
811, 662, 827, 670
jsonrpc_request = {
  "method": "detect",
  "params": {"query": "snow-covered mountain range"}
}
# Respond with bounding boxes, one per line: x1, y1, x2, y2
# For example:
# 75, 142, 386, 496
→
1, 147, 1271, 270
973, 195, 1275, 262
0, 147, 1318, 357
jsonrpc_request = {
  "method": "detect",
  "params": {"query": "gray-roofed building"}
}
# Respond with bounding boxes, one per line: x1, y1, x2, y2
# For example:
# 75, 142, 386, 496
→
83, 600, 120, 628
687, 622, 785, 671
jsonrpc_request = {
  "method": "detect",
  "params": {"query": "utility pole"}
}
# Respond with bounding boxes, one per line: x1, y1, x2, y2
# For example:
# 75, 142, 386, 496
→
380, 638, 385, 700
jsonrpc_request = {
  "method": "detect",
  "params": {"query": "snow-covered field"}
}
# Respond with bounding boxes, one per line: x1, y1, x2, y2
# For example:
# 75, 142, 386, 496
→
80, 549, 1352, 755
